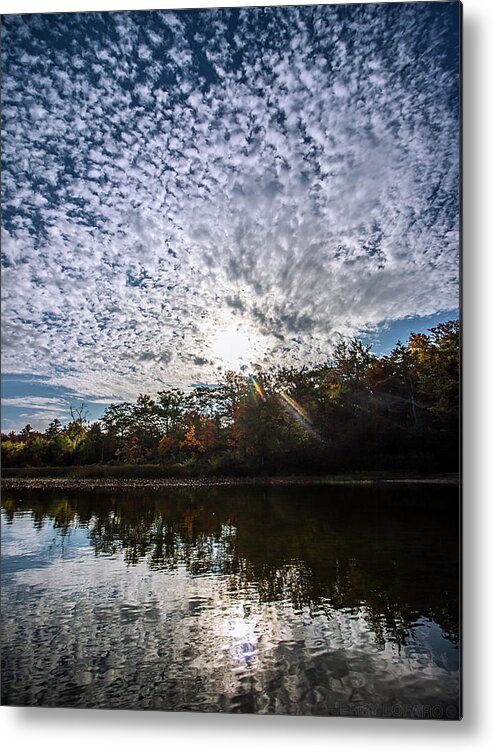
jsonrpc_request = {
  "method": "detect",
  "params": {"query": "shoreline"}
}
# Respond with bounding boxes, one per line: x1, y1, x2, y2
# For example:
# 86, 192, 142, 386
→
1, 474, 460, 491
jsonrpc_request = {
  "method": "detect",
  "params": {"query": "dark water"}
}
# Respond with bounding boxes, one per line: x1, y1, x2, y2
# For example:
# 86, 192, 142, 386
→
1, 484, 460, 718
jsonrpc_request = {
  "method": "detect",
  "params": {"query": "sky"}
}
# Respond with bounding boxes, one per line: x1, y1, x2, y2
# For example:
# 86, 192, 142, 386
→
1, 2, 460, 432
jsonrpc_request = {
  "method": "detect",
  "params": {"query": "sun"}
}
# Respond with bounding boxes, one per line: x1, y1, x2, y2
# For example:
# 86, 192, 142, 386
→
211, 324, 260, 371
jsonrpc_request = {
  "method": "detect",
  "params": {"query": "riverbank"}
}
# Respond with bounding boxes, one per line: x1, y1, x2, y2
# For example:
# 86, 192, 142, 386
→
1, 473, 460, 491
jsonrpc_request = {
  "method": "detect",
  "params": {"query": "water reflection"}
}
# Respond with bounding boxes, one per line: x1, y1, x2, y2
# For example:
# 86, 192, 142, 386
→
1, 484, 460, 717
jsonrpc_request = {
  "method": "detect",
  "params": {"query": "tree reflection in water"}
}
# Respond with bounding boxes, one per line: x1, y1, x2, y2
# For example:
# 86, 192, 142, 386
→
2, 484, 459, 649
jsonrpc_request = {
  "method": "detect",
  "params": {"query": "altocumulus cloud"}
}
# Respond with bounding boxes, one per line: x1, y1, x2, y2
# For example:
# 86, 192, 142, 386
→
1, 4, 460, 401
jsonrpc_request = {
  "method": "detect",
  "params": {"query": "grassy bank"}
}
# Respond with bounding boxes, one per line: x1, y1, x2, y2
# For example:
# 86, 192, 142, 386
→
1, 470, 460, 491
1, 464, 460, 481
1, 463, 203, 480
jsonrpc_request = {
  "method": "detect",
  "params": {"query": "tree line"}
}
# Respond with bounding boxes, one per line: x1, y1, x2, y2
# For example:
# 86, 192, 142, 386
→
1, 320, 459, 475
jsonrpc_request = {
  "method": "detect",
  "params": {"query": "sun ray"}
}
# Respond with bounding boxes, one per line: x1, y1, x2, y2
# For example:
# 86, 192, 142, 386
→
278, 391, 320, 441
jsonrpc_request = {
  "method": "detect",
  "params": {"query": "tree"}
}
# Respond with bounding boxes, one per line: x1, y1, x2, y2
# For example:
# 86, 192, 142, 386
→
198, 418, 217, 455
67, 403, 89, 453
44, 431, 74, 466
81, 422, 104, 464
125, 435, 146, 463
23, 436, 48, 466
132, 393, 161, 450
180, 423, 204, 455
157, 434, 177, 461
155, 389, 184, 436
1, 440, 26, 467
102, 402, 134, 449
45, 419, 62, 438
388, 341, 421, 427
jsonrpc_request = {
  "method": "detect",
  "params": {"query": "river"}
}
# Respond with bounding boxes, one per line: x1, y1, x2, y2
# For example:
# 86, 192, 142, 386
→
1, 483, 460, 718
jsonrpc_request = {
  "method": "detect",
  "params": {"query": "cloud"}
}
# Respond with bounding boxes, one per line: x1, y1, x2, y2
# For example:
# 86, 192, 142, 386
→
1, 397, 72, 432
1, 5, 459, 402
1, 397, 68, 409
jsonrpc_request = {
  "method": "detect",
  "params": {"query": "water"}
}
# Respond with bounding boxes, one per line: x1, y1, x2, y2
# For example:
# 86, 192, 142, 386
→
1, 484, 460, 718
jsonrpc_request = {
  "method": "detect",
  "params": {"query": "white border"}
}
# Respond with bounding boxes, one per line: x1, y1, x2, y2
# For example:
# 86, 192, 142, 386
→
2, 1, 493, 750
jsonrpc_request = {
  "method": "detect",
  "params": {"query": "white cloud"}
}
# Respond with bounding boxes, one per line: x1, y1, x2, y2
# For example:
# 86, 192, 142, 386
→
1, 5, 459, 401
1, 397, 68, 409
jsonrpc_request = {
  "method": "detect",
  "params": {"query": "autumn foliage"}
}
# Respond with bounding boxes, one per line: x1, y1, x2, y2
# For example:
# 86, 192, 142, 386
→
2, 321, 459, 475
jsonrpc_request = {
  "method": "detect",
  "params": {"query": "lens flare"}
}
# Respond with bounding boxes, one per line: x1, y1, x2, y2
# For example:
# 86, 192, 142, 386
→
250, 376, 266, 402
278, 391, 320, 441
279, 392, 310, 422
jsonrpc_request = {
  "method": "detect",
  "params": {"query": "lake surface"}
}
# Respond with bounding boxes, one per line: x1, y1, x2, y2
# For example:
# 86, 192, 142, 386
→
1, 483, 460, 718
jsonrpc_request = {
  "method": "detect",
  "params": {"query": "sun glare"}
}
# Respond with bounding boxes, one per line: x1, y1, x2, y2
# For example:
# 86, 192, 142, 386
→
211, 324, 260, 371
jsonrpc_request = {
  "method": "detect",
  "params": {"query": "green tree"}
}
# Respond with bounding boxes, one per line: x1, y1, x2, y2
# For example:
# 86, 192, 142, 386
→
81, 422, 104, 464
45, 418, 62, 438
